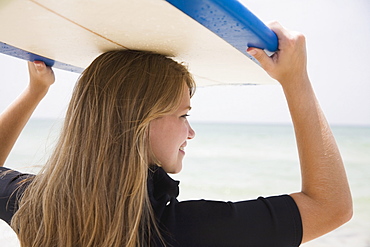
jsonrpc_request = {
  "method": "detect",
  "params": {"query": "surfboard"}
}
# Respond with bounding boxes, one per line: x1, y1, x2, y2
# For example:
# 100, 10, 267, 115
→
0, 0, 278, 86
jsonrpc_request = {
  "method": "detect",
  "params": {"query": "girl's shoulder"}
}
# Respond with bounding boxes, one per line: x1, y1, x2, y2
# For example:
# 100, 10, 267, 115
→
0, 167, 35, 225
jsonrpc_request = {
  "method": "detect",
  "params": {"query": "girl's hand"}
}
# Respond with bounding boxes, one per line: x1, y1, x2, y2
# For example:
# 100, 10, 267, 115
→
27, 61, 55, 95
247, 21, 309, 89
0, 62, 55, 166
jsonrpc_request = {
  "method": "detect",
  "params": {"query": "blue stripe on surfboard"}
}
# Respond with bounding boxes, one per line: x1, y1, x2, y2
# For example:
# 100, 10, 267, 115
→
0, 42, 83, 73
165, 0, 278, 57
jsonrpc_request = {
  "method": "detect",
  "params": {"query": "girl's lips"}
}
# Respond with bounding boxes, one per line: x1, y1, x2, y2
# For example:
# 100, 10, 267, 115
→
179, 142, 187, 153
179, 146, 186, 155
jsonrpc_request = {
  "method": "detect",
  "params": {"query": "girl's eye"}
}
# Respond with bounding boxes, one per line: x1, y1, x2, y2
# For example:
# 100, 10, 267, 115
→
181, 114, 190, 119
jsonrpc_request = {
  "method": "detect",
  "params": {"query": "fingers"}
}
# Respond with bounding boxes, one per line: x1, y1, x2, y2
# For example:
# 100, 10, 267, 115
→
246, 21, 308, 84
246, 21, 287, 74
266, 21, 307, 54
28, 61, 55, 89
247, 47, 274, 72
266, 21, 291, 41
28, 61, 52, 74
32, 60, 45, 71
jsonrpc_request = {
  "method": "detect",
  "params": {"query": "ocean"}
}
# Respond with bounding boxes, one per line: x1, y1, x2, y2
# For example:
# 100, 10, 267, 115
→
1, 119, 369, 246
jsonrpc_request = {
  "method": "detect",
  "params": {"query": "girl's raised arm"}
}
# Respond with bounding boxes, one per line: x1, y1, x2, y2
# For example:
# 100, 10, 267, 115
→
248, 22, 352, 243
0, 61, 54, 166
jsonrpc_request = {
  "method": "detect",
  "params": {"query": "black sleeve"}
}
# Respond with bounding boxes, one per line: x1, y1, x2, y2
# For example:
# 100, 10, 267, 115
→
0, 167, 34, 225
162, 195, 302, 247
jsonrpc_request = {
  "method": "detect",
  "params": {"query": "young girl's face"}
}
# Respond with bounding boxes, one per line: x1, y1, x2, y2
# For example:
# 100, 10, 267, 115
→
149, 85, 195, 174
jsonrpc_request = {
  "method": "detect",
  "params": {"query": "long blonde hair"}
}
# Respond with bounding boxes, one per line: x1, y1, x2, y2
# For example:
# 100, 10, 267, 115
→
11, 50, 195, 246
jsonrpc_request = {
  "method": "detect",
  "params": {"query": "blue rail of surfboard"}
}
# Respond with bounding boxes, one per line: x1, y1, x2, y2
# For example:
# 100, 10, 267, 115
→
0, 42, 83, 73
165, 0, 278, 55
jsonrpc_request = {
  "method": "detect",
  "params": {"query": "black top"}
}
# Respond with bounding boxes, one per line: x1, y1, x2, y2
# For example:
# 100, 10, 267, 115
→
0, 166, 302, 246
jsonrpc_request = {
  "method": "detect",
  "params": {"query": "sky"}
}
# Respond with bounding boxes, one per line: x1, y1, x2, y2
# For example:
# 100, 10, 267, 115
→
0, 0, 369, 126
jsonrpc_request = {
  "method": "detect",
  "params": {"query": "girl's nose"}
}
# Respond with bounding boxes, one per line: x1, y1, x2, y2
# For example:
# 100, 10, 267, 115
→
187, 124, 195, 140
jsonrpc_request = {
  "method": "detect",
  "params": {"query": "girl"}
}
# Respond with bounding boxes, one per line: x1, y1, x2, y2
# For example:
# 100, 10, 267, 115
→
0, 23, 352, 246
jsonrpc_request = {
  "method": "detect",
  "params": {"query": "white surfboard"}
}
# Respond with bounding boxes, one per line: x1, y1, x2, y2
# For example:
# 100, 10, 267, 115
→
0, 0, 277, 86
